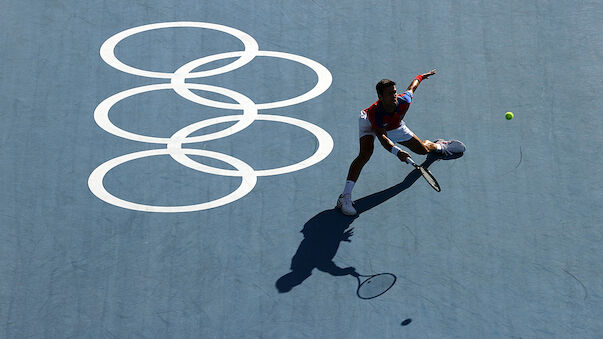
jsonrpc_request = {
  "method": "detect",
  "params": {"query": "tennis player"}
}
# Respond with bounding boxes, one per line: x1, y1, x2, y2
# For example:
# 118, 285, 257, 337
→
337, 69, 465, 215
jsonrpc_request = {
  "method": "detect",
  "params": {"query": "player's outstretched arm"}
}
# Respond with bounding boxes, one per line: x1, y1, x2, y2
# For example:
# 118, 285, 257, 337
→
375, 129, 411, 163
406, 69, 437, 93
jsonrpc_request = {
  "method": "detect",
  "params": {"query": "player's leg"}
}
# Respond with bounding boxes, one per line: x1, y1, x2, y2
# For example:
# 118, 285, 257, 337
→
346, 135, 374, 182
400, 135, 437, 155
338, 135, 373, 215
401, 135, 466, 156
386, 124, 435, 155
338, 113, 375, 216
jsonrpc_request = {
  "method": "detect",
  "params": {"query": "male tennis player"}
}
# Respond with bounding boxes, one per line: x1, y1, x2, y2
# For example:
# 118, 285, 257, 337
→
337, 69, 465, 215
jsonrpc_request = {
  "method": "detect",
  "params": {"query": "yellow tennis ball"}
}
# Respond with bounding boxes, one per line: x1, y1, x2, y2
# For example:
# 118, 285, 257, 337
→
505, 112, 514, 120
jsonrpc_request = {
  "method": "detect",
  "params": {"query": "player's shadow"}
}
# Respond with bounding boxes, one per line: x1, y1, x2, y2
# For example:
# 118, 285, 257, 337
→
276, 155, 440, 293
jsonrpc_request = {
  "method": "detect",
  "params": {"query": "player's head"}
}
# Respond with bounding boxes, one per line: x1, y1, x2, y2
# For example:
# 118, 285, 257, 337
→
376, 79, 396, 97
376, 79, 397, 106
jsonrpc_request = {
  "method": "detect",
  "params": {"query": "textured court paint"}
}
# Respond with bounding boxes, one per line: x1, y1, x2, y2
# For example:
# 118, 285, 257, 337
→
1, 0, 602, 338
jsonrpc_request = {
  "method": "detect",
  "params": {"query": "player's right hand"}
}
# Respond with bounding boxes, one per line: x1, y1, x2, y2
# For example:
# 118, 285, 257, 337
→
397, 150, 411, 163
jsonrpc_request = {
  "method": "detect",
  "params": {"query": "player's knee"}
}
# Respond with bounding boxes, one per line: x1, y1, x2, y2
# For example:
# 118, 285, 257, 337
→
416, 142, 429, 155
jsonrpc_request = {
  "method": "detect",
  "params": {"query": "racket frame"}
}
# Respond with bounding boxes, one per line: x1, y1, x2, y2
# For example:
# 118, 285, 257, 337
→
406, 157, 441, 192
355, 273, 397, 299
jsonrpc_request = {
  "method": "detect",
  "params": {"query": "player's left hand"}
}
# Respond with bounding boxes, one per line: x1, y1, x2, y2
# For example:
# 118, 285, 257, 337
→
422, 69, 437, 79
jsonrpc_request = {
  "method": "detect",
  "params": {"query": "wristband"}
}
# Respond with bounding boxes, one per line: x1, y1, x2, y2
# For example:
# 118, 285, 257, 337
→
391, 146, 402, 156
414, 74, 423, 82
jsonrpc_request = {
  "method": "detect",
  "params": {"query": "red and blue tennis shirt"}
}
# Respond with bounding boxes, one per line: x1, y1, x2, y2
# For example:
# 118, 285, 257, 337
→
363, 90, 413, 131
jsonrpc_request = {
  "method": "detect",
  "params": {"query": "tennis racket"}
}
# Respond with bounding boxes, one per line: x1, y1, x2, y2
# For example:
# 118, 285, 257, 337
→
352, 272, 397, 299
406, 157, 441, 192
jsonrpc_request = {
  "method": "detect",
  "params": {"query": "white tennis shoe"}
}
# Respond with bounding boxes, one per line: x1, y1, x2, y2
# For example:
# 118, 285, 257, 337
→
337, 194, 357, 215
435, 139, 466, 155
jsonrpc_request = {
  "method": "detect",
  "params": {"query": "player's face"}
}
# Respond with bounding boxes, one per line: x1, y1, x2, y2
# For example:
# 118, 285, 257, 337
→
379, 85, 397, 106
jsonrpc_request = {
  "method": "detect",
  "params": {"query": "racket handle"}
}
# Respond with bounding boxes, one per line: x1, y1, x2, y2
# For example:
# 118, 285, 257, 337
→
406, 157, 416, 166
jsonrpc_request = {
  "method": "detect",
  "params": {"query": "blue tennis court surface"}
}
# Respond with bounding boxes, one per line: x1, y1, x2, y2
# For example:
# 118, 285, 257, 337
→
2, 1, 602, 337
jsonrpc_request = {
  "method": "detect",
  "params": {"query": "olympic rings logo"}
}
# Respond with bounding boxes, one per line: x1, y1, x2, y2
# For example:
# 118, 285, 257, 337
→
88, 22, 333, 213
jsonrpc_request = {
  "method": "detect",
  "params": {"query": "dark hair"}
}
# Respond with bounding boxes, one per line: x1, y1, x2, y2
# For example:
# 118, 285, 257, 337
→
376, 79, 396, 96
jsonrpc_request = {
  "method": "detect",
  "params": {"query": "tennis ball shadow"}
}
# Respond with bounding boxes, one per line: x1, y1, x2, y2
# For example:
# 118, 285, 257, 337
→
276, 157, 438, 293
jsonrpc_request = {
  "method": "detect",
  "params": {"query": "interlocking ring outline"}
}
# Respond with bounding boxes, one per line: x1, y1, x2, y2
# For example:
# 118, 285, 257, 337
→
89, 149, 258, 213
100, 22, 260, 79
89, 22, 334, 212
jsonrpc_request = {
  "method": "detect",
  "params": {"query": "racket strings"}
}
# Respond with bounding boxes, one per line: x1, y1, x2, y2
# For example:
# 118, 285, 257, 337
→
419, 167, 440, 191
357, 274, 396, 299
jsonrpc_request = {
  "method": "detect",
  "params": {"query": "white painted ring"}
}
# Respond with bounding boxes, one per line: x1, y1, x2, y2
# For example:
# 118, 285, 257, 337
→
100, 22, 259, 79
94, 83, 257, 144
171, 50, 332, 110
167, 114, 334, 177
88, 148, 257, 213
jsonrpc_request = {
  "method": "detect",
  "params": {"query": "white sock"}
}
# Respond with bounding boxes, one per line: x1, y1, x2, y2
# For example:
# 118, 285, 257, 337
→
343, 180, 355, 195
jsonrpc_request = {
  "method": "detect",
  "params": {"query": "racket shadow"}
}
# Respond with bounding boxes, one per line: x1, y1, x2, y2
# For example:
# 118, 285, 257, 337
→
275, 157, 436, 294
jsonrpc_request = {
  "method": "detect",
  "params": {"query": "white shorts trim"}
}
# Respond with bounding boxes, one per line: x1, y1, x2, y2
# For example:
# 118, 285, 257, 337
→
358, 112, 415, 142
